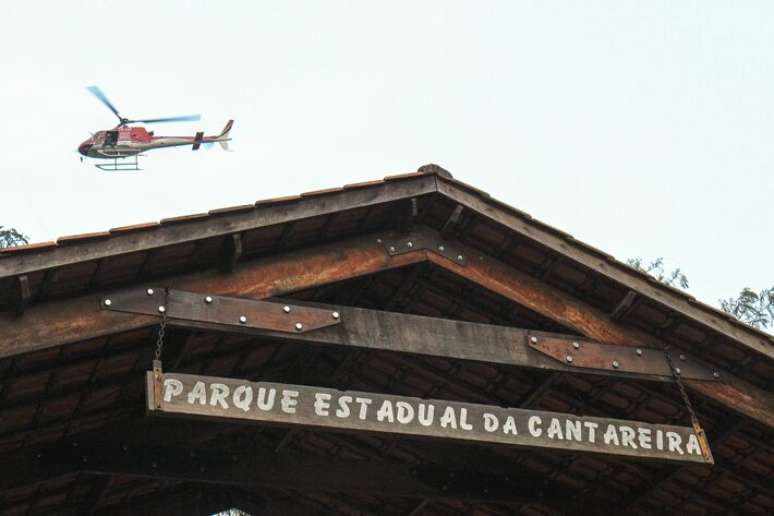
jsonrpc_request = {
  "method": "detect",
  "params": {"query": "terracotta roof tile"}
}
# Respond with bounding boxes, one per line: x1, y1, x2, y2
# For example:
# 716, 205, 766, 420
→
208, 205, 256, 216
57, 231, 112, 244
0, 241, 58, 255
254, 194, 301, 206
109, 222, 160, 234
160, 213, 210, 225
300, 187, 344, 198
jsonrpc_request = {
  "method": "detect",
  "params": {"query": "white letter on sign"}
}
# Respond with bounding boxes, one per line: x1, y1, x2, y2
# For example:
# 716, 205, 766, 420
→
232, 385, 253, 412
163, 379, 183, 402
314, 393, 332, 416
188, 381, 207, 405
281, 390, 299, 414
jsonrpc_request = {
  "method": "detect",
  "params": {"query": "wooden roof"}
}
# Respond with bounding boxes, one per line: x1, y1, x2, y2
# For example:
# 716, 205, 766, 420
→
0, 165, 772, 515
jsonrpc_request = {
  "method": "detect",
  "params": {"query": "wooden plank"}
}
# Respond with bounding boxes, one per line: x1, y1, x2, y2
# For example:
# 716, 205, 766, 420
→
0, 173, 436, 278
436, 177, 774, 362
425, 247, 774, 430
0, 232, 424, 359
103, 289, 716, 383
148, 372, 711, 464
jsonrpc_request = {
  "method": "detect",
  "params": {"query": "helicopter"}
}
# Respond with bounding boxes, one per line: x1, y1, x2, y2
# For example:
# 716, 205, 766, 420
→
78, 86, 233, 171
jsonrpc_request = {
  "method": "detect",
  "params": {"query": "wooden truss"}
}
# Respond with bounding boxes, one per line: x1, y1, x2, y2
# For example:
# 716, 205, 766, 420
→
3, 225, 773, 432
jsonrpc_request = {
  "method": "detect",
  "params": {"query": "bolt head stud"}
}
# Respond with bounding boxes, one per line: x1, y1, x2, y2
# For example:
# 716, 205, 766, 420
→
239, 316, 247, 324
204, 296, 213, 304
675, 367, 682, 375
376, 238, 382, 244
457, 254, 464, 261
679, 354, 687, 361
713, 371, 720, 379
146, 288, 154, 296
157, 305, 166, 314
636, 348, 643, 356
407, 241, 413, 248
388, 246, 396, 253
566, 355, 573, 363
438, 245, 445, 251
572, 341, 580, 349
612, 360, 620, 369
283, 305, 291, 313
295, 322, 304, 331
530, 336, 538, 344
332, 311, 340, 320
103, 299, 112, 307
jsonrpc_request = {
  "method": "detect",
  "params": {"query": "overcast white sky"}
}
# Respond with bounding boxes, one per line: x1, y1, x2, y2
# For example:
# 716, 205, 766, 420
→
1, 1, 772, 306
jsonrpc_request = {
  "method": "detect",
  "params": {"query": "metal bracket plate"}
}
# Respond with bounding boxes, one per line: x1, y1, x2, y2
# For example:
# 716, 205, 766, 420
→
101, 288, 342, 334
382, 227, 467, 266
528, 336, 719, 382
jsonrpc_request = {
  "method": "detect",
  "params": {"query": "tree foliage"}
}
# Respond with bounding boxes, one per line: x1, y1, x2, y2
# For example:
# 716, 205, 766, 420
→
626, 257, 689, 290
720, 287, 774, 330
629, 257, 772, 331
0, 226, 29, 249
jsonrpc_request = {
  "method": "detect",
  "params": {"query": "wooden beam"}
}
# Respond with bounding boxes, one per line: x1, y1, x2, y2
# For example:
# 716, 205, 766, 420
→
0, 434, 581, 508
0, 173, 437, 279
220, 233, 242, 273
11, 274, 31, 316
425, 242, 774, 430
0, 231, 425, 359
436, 177, 774, 362
102, 289, 716, 383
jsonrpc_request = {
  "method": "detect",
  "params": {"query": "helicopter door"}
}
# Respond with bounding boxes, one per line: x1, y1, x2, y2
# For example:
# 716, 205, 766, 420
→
105, 131, 119, 146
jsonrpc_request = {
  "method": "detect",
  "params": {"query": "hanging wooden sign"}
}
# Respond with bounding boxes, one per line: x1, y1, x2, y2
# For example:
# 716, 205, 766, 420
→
146, 372, 713, 464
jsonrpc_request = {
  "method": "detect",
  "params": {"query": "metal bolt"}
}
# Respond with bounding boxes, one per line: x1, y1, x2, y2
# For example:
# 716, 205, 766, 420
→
636, 348, 643, 356
332, 311, 340, 320
239, 315, 247, 324
103, 299, 112, 307
566, 355, 573, 364
679, 354, 687, 361
388, 246, 396, 253
376, 238, 382, 244
572, 341, 580, 349
295, 322, 304, 331
457, 254, 464, 261
157, 305, 166, 314
713, 371, 720, 379
530, 336, 538, 344
438, 245, 445, 252
675, 367, 682, 375
204, 296, 213, 304
612, 360, 620, 369
407, 241, 414, 248
283, 305, 291, 313
146, 288, 154, 296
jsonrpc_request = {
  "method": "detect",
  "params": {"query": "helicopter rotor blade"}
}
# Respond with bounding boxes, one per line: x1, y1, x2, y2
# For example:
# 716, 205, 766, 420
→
129, 114, 202, 124
86, 86, 122, 121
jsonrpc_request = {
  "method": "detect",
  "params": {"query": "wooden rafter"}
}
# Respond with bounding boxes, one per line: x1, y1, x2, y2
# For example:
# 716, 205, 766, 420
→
2, 226, 774, 432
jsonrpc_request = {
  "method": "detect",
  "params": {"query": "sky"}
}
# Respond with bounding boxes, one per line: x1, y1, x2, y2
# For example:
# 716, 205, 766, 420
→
1, 1, 772, 307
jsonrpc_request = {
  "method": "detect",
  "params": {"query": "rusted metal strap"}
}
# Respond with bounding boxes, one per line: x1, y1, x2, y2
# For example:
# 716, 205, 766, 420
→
101, 288, 342, 334
528, 336, 720, 382
381, 226, 468, 266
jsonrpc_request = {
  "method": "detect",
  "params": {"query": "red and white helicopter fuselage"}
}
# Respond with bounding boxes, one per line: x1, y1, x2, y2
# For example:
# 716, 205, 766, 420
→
78, 120, 233, 159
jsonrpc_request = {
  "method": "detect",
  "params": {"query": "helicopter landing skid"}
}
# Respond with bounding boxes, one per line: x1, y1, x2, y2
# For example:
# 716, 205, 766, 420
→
95, 155, 142, 172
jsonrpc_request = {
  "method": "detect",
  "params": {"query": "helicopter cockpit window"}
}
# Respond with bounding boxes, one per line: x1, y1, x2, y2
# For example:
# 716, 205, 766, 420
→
105, 131, 119, 145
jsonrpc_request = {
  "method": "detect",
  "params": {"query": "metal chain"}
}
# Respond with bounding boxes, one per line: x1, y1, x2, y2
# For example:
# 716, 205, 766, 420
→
664, 346, 713, 463
153, 288, 169, 363
663, 347, 699, 425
